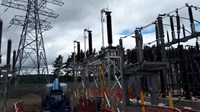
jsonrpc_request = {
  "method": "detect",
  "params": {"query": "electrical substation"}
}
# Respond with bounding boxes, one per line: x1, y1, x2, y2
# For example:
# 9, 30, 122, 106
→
0, 1, 200, 112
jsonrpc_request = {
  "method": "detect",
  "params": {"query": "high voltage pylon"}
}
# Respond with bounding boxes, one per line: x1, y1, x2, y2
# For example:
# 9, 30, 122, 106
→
1, 0, 64, 80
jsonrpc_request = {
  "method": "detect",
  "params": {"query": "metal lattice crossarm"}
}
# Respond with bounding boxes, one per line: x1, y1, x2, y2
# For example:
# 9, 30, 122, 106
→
1, 0, 61, 18
10, 15, 53, 31
45, 0, 64, 6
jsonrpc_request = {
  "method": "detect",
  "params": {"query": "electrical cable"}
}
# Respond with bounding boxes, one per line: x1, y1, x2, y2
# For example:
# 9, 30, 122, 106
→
0, 7, 9, 17
3, 24, 13, 32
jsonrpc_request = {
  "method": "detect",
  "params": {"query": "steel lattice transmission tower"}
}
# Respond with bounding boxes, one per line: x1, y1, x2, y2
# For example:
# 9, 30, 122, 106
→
1, 0, 64, 77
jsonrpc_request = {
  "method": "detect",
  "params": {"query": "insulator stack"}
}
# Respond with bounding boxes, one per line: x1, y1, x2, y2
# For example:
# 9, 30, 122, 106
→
170, 16, 175, 40
170, 17, 174, 31
166, 31, 170, 43
77, 42, 80, 61
182, 24, 186, 38
196, 42, 199, 52
157, 17, 165, 38
155, 23, 160, 45
135, 30, 143, 63
7, 39, 12, 65
0, 20, 2, 56
105, 11, 113, 46
188, 7, 194, 24
119, 38, 123, 48
12, 50, 16, 71
88, 31, 93, 55
176, 14, 180, 32
188, 7, 195, 33
135, 30, 139, 47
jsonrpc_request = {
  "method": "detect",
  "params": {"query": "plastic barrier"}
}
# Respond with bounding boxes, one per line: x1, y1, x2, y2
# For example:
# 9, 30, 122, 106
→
87, 88, 134, 100
128, 88, 134, 99
78, 97, 94, 112
181, 109, 199, 112
142, 105, 182, 112
117, 89, 122, 100
102, 108, 113, 112
78, 97, 85, 111
13, 100, 24, 112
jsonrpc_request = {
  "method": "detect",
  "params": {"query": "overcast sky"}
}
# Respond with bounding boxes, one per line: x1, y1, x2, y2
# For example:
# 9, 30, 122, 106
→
0, 0, 200, 72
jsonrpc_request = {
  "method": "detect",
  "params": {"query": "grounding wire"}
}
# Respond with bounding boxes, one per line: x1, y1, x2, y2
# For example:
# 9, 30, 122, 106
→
3, 24, 13, 32
0, 7, 9, 17
122, 6, 187, 38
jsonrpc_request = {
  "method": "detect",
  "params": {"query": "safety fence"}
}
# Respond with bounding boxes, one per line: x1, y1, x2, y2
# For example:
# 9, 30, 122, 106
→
141, 105, 199, 112
85, 88, 134, 100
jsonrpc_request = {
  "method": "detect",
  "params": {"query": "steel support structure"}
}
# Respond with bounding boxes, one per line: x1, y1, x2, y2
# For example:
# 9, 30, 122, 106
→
73, 46, 126, 111
1, 0, 64, 83
0, 65, 11, 112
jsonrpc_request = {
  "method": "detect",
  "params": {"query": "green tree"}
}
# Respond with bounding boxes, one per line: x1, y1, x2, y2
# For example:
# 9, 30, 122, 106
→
52, 55, 63, 77
143, 45, 154, 61
125, 48, 137, 64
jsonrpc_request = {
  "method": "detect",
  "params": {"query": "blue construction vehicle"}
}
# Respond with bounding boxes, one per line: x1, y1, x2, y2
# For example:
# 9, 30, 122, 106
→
41, 78, 71, 112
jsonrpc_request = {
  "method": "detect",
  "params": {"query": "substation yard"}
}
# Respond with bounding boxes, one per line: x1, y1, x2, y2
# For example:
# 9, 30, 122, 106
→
1, 1, 200, 112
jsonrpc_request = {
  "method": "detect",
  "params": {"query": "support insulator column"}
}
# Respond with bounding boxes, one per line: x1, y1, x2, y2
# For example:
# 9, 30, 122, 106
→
77, 42, 80, 61
88, 31, 93, 55
176, 13, 181, 43
105, 11, 113, 46
155, 23, 160, 45
170, 16, 175, 41
135, 30, 143, 63
157, 16, 167, 61
12, 50, 16, 71
0, 19, 3, 64
7, 39, 12, 66
188, 7, 195, 33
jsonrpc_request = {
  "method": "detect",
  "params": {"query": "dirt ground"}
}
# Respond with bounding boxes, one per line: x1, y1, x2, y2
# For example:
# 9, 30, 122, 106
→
0, 83, 45, 112
0, 93, 41, 112
0, 83, 75, 112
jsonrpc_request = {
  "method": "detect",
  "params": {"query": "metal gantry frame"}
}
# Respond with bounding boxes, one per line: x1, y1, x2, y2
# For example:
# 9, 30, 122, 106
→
70, 3, 200, 112
72, 46, 126, 111
123, 3, 200, 103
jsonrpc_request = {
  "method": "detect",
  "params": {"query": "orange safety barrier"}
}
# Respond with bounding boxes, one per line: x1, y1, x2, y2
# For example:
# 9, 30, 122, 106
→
13, 100, 24, 112
128, 88, 134, 99
102, 108, 113, 112
88, 88, 135, 100
142, 105, 181, 112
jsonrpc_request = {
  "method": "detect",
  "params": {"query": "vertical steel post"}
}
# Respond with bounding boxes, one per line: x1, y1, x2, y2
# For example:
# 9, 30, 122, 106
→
135, 29, 143, 63
157, 16, 167, 97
